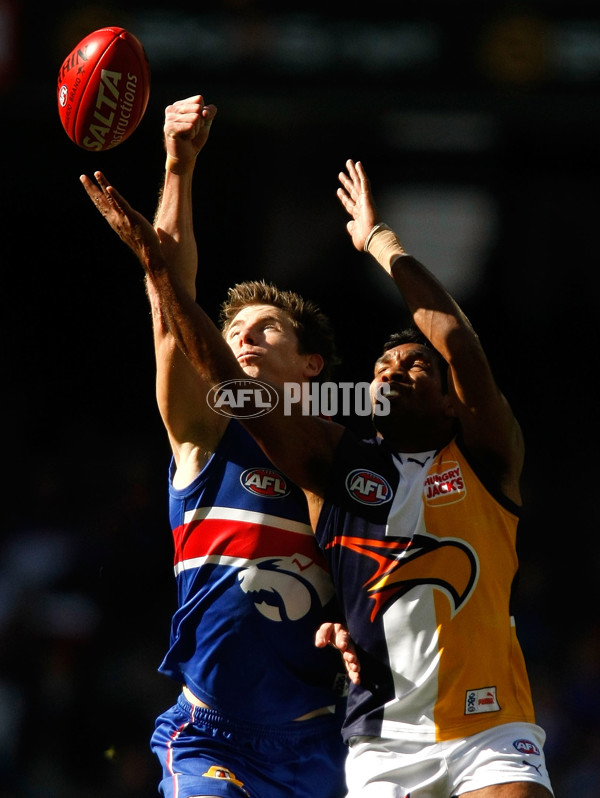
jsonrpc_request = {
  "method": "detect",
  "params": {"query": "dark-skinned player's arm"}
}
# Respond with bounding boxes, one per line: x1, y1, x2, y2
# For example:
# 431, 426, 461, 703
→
337, 159, 524, 505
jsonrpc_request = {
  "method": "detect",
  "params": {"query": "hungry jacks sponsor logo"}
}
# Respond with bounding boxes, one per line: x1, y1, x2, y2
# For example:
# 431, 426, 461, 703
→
424, 460, 466, 505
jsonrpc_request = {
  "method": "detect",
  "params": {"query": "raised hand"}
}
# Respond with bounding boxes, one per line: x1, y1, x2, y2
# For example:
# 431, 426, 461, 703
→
163, 94, 217, 172
337, 159, 379, 253
80, 171, 162, 270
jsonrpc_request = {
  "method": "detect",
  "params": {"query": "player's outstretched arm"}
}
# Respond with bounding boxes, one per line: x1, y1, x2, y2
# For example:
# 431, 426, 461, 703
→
80, 173, 342, 503
80, 171, 230, 469
337, 159, 524, 503
153, 95, 217, 297
81, 171, 160, 261
149, 96, 220, 477
80, 173, 231, 371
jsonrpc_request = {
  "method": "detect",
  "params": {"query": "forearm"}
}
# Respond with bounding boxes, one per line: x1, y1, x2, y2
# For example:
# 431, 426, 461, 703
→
146, 255, 239, 383
364, 223, 475, 356
153, 161, 198, 297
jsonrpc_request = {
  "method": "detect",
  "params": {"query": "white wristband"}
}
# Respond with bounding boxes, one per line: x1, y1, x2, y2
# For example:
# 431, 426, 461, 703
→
363, 223, 408, 273
363, 222, 392, 252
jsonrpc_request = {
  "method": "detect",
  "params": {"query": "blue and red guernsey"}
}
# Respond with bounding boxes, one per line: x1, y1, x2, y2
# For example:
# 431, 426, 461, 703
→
159, 420, 345, 723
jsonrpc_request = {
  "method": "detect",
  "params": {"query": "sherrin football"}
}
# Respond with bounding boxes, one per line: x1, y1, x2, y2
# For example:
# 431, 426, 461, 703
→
57, 26, 150, 152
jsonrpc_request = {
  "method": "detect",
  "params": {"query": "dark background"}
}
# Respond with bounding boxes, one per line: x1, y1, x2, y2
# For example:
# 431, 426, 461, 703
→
3, 1, 599, 795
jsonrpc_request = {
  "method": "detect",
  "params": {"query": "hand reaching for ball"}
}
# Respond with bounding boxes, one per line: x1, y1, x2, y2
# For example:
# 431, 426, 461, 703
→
80, 171, 163, 273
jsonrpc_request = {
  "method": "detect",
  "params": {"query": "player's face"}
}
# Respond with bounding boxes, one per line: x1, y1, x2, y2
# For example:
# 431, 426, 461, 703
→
225, 305, 319, 385
370, 343, 446, 419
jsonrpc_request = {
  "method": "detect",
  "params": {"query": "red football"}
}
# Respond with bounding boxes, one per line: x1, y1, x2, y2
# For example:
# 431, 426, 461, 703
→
57, 26, 150, 152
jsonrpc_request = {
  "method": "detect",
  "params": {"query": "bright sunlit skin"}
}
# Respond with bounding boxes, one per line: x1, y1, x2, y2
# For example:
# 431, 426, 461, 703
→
224, 304, 323, 386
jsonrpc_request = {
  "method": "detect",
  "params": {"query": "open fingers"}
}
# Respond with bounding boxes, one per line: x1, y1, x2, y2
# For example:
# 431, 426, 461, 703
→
80, 171, 133, 228
336, 186, 354, 216
79, 172, 110, 213
338, 169, 355, 194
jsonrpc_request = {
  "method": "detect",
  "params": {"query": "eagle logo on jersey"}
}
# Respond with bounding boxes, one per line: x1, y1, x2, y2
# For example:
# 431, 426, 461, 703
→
327, 532, 478, 621
238, 553, 336, 622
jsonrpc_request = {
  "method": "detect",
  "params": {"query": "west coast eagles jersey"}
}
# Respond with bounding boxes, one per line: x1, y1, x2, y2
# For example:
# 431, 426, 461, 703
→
159, 420, 345, 723
316, 429, 535, 743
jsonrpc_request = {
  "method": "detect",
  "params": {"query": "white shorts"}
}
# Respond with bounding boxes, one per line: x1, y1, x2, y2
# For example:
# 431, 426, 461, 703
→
345, 722, 554, 797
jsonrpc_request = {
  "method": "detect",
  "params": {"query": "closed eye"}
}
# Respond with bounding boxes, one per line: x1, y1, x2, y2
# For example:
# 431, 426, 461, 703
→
412, 359, 434, 371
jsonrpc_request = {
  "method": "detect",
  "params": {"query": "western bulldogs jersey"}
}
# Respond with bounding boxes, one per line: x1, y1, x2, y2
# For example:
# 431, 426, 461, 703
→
316, 429, 535, 743
159, 420, 345, 723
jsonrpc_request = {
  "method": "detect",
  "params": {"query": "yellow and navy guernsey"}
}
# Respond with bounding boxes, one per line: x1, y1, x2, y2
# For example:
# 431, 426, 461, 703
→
316, 429, 535, 744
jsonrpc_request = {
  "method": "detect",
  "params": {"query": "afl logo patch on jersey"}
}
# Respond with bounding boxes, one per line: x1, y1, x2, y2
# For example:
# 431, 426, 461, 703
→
240, 468, 290, 498
345, 469, 392, 505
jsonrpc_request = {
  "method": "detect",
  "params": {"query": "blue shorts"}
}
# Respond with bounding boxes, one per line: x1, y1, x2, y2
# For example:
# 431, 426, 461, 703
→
151, 693, 348, 798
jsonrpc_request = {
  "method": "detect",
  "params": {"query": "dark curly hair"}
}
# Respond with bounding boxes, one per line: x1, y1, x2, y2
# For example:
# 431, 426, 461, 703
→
382, 327, 449, 393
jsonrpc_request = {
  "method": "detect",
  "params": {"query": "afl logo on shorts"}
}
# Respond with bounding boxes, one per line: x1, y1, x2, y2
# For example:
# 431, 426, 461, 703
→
241, 467, 290, 498
513, 739, 541, 756
345, 469, 392, 505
